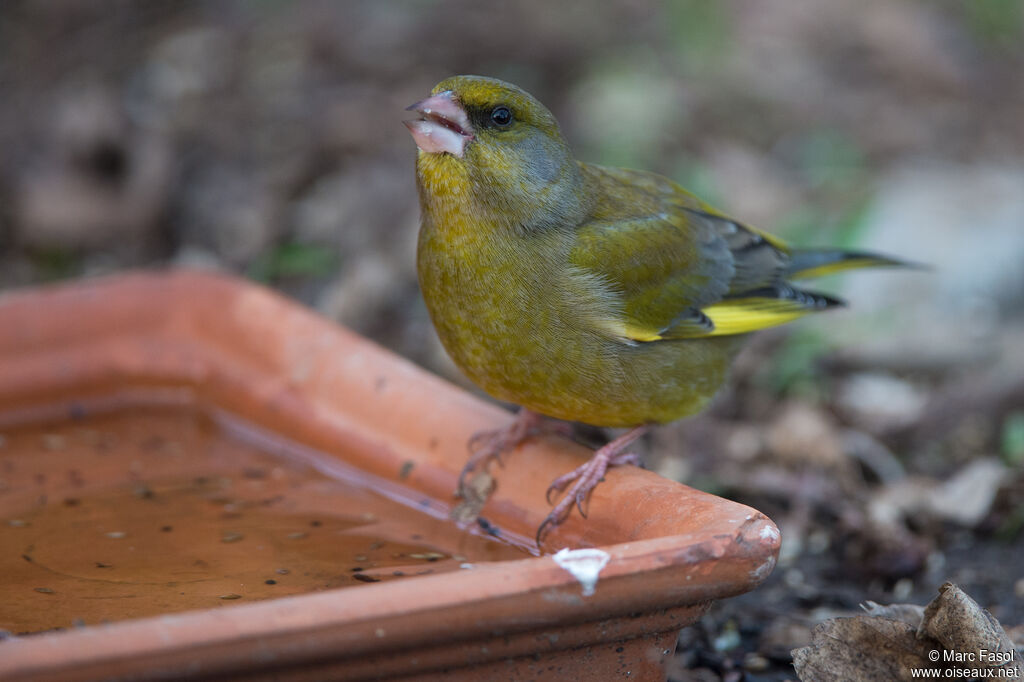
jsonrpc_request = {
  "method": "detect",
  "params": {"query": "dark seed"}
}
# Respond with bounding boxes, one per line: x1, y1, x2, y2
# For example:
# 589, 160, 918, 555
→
352, 573, 381, 583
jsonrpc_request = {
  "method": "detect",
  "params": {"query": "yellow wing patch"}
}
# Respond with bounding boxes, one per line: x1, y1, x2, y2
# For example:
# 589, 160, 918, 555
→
591, 318, 665, 343
604, 296, 833, 342
621, 323, 664, 342
701, 296, 829, 337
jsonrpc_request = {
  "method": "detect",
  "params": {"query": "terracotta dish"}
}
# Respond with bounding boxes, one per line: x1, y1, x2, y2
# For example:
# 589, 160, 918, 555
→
0, 271, 778, 681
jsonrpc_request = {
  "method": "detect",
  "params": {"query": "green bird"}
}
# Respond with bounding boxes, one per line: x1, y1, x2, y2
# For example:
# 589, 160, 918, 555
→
405, 75, 907, 544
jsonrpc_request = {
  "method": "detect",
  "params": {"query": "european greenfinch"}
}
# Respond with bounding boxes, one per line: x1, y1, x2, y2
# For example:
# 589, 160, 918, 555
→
405, 75, 907, 544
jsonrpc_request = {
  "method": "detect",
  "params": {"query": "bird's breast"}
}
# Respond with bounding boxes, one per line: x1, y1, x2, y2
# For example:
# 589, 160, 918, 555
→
418, 209, 600, 393
415, 202, 736, 427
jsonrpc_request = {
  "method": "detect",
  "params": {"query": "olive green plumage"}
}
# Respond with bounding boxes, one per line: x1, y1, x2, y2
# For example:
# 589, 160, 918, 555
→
411, 75, 903, 428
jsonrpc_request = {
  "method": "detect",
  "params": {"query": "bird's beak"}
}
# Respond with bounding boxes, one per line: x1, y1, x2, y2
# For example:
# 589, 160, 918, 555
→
404, 91, 474, 158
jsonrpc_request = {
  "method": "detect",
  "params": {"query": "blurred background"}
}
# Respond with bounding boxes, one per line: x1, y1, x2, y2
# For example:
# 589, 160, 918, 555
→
1, 0, 1022, 678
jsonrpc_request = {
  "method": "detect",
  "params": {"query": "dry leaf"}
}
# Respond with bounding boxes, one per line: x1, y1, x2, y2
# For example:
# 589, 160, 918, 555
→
794, 583, 1022, 681
919, 582, 1021, 676
793, 616, 933, 681
861, 601, 925, 628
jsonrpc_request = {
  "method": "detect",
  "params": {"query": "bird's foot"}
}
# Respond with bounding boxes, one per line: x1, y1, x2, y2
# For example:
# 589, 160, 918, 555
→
537, 425, 649, 544
457, 409, 567, 497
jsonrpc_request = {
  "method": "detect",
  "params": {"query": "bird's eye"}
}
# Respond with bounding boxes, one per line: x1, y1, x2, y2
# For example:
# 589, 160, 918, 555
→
490, 106, 513, 127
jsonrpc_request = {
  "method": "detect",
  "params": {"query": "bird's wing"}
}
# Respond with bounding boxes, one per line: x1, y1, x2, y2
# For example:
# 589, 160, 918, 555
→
570, 166, 843, 342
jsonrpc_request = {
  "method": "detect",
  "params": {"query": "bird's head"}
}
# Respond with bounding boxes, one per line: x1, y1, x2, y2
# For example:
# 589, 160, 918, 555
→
405, 75, 583, 231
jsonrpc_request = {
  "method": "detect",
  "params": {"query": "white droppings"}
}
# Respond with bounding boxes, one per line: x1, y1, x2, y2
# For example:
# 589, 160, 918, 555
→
459, 563, 474, 569
760, 524, 780, 542
552, 547, 611, 597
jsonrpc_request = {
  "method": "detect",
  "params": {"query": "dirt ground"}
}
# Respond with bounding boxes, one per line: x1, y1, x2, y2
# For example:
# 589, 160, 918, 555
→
1, 2, 1022, 679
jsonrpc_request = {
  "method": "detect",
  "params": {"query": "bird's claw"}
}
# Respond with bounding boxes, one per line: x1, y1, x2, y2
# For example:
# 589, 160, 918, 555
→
536, 485, 594, 544
535, 426, 649, 547
575, 491, 589, 518
535, 517, 553, 545
535, 505, 570, 545
457, 409, 556, 499
544, 481, 561, 506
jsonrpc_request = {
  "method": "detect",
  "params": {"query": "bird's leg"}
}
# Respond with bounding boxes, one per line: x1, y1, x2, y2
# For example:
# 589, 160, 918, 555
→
458, 408, 567, 496
537, 425, 649, 543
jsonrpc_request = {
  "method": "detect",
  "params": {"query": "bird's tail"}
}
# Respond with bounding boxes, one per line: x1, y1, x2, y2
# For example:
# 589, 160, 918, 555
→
679, 248, 921, 339
784, 249, 918, 280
